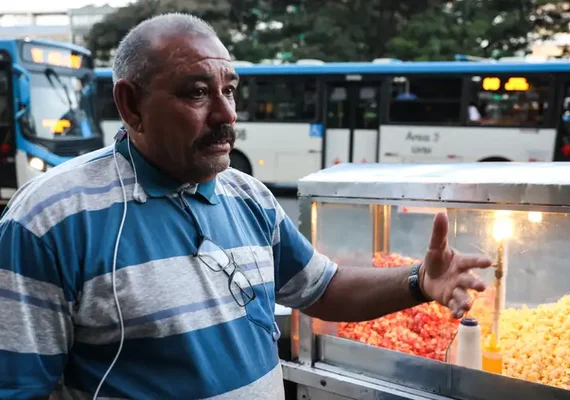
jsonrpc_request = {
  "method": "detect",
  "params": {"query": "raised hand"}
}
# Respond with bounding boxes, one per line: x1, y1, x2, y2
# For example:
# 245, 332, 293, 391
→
420, 212, 493, 319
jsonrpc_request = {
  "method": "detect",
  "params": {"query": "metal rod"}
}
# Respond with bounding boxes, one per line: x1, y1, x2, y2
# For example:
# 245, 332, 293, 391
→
372, 204, 391, 254
492, 241, 504, 341
383, 205, 391, 253
311, 201, 318, 247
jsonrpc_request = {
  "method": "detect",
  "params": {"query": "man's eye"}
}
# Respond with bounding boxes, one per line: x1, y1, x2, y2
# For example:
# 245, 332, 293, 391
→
181, 88, 207, 99
193, 88, 208, 98
223, 86, 236, 96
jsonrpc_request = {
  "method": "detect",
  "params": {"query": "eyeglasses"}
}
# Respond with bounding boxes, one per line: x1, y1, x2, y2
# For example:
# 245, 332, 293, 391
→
196, 238, 256, 307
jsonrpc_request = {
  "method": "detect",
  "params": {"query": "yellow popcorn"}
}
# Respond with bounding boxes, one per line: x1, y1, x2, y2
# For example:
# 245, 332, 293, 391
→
469, 294, 570, 390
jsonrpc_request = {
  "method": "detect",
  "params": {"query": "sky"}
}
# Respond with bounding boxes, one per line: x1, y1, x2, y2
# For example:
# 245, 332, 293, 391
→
0, 0, 133, 13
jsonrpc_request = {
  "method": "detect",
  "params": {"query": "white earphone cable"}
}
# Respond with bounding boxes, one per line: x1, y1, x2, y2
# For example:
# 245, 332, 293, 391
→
92, 142, 128, 400
92, 152, 274, 399
126, 137, 141, 200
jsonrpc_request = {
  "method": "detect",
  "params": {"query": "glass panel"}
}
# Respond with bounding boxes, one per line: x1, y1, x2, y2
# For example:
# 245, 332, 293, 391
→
452, 208, 570, 390
96, 78, 119, 120
314, 201, 570, 390
355, 86, 379, 129
0, 68, 9, 127
326, 86, 349, 129
254, 78, 316, 122
314, 202, 373, 267
389, 77, 462, 125
300, 80, 317, 120
468, 75, 550, 127
28, 72, 101, 139
556, 84, 570, 160
331, 204, 456, 362
235, 79, 250, 121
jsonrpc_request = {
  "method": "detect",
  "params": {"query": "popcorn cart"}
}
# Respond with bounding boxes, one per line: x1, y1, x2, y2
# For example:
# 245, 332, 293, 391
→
280, 162, 570, 400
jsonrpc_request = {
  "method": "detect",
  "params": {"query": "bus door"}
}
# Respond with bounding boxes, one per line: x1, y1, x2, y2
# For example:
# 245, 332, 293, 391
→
555, 80, 570, 161
0, 51, 16, 206
323, 82, 381, 167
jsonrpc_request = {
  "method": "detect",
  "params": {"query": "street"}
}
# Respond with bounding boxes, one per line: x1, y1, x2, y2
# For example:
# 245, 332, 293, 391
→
275, 194, 299, 225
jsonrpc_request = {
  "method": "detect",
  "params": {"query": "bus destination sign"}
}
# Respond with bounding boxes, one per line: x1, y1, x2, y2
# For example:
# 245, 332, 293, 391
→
21, 43, 87, 69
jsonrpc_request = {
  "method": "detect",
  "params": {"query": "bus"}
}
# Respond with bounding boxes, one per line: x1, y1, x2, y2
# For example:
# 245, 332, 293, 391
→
0, 39, 102, 207
95, 59, 570, 186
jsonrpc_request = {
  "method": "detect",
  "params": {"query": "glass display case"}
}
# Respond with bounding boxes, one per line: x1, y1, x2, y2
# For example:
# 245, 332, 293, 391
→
281, 163, 570, 400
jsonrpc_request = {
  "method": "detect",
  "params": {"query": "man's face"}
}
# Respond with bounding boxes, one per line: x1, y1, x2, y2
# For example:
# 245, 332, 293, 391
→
130, 34, 238, 183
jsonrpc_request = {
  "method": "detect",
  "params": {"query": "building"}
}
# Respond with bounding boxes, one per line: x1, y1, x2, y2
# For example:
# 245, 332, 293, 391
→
0, 4, 115, 45
0, 11, 72, 42
69, 4, 116, 46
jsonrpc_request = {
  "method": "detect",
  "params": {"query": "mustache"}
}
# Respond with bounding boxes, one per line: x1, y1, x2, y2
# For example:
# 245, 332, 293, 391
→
196, 124, 236, 147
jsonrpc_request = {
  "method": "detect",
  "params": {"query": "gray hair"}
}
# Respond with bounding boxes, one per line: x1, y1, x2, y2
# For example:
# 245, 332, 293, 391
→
112, 13, 217, 87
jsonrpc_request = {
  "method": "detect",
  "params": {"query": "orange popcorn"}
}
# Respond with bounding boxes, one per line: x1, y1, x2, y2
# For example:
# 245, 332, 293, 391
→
338, 253, 459, 362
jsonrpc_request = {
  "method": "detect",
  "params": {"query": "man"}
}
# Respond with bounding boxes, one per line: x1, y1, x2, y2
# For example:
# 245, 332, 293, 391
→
0, 13, 491, 400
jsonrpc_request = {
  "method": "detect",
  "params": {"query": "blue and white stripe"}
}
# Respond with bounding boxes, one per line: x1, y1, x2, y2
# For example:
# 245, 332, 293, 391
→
0, 140, 337, 399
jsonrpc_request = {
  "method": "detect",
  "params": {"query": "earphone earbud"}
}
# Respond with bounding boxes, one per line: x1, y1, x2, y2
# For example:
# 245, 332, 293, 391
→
114, 127, 127, 142
133, 182, 146, 203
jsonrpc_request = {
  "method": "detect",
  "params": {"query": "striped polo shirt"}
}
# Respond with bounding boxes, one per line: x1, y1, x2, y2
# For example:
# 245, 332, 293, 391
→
0, 135, 337, 399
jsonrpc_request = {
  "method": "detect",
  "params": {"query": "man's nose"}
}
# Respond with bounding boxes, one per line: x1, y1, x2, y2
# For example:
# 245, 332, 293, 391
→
209, 94, 237, 126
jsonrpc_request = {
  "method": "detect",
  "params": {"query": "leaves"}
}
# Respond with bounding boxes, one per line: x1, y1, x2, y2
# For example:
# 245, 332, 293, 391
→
86, 0, 230, 63
387, 0, 570, 60
85, 0, 570, 64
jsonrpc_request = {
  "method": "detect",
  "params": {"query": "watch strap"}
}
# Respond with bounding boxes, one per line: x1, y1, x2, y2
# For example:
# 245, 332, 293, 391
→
408, 263, 430, 304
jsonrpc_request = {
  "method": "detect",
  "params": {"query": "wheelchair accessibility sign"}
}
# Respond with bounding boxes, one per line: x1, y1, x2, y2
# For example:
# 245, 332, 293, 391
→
309, 123, 323, 138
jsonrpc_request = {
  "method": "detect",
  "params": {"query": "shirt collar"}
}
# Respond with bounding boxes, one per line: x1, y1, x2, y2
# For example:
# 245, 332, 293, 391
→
115, 135, 220, 205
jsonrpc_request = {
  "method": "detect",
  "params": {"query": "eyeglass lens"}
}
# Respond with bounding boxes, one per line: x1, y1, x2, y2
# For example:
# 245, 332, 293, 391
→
229, 269, 256, 306
198, 239, 256, 306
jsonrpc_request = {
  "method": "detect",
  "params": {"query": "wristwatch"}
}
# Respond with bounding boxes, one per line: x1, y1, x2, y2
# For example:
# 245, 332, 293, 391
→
408, 263, 430, 304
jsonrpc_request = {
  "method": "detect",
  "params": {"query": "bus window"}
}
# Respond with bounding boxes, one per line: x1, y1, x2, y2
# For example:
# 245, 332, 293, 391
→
254, 78, 317, 122
0, 72, 8, 126
235, 79, 250, 121
389, 77, 462, 125
97, 79, 119, 121
327, 86, 349, 129
562, 86, 570, 122
300, 80, 317, 120
469, 75, 550, 127
355, 86, 379, 129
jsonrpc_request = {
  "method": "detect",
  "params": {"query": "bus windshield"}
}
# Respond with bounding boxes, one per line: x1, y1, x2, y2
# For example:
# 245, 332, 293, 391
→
28, 69, 100, 140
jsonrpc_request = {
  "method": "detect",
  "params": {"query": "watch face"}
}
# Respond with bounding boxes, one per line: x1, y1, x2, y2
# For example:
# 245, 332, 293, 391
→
411, 264, 421, 275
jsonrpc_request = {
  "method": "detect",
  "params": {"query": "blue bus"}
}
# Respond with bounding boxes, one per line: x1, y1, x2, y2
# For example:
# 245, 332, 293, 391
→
0, 39, 102, 208
95, 58, 570, 185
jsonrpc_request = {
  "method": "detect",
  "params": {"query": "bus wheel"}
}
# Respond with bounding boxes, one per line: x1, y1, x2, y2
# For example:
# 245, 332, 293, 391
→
230, 151, 252, 175
478, 157, 511, 162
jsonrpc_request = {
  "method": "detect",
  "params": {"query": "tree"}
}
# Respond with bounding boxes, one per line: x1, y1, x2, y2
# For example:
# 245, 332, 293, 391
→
86, 0, 438, 63
386, 0, 570, 61
228, 0, 445, 62
85, 0, 570, 64
86, 0, 230, 64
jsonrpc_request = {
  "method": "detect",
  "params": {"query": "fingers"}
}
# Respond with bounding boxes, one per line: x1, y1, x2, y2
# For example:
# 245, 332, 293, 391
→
449, 273, 487, 319
457, 273, 486, 292
449, 287, 472, 319
428, 212, 449, 251
455, 253, 493, 272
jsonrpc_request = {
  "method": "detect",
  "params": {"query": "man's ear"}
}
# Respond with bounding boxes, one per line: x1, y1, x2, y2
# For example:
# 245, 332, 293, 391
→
113, 79, 143, 132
